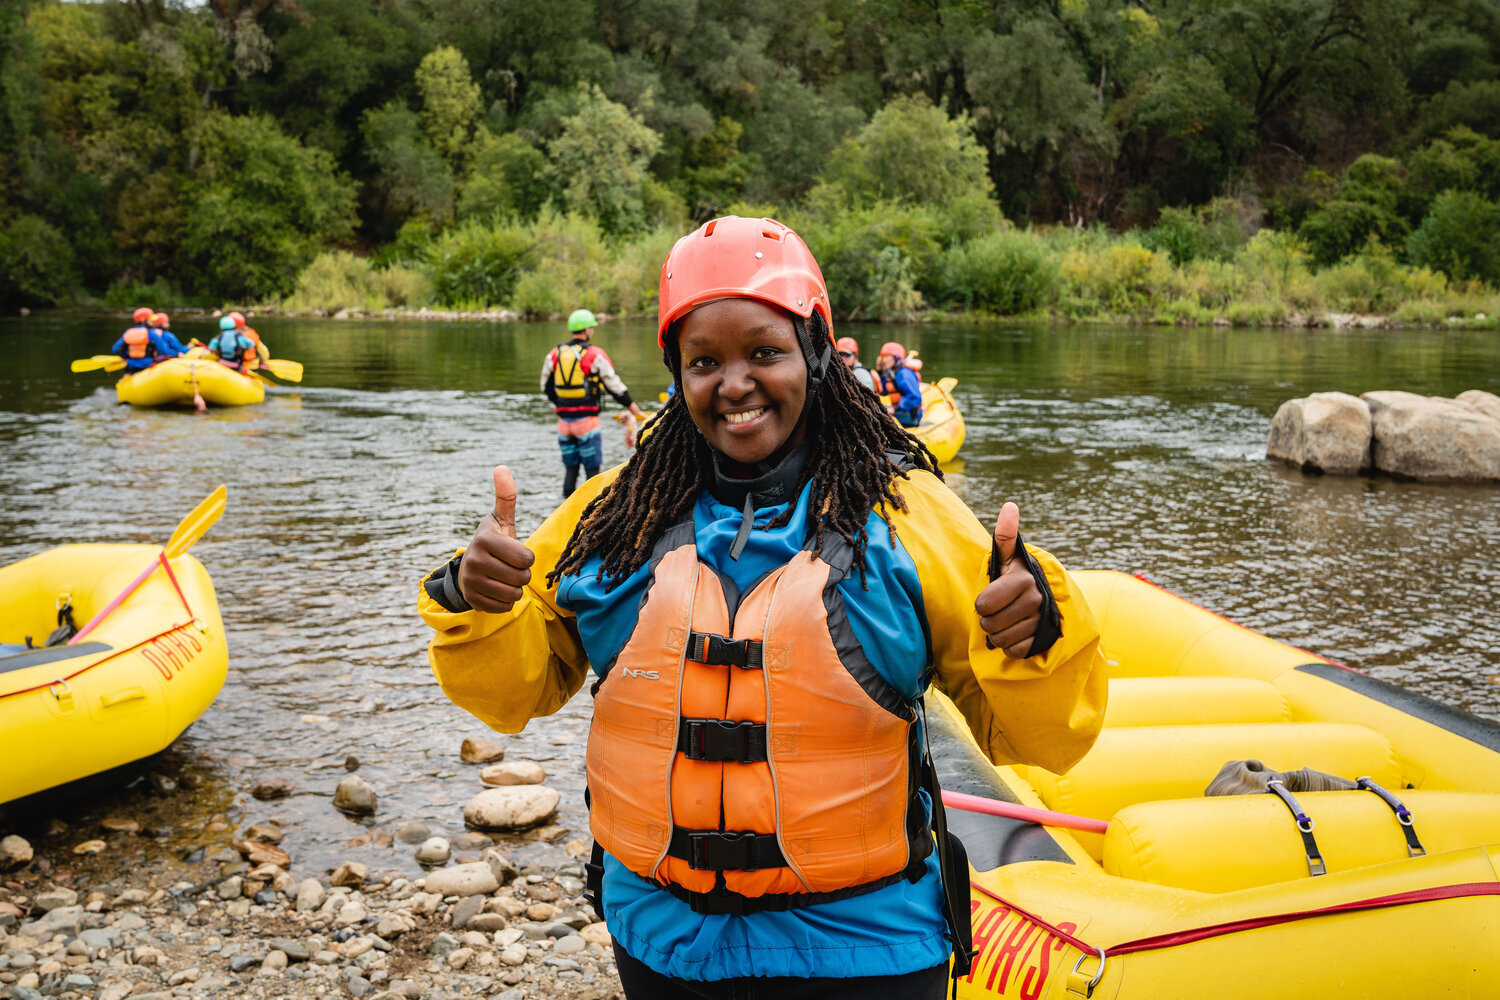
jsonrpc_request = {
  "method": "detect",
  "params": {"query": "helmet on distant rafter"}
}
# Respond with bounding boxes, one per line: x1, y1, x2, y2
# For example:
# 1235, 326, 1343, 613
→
567, 309, 598, 333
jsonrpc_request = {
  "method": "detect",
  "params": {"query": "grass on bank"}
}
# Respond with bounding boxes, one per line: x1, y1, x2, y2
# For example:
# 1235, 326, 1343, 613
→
267, 207, 1500, 328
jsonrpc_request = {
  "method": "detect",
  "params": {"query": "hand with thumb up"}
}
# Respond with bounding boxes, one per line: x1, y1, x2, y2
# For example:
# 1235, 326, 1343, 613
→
973, 502, 1045, 658
457, 466, 537, 614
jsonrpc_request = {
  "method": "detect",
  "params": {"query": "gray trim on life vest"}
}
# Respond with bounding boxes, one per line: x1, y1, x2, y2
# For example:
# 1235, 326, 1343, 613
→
818, 532, 918, 721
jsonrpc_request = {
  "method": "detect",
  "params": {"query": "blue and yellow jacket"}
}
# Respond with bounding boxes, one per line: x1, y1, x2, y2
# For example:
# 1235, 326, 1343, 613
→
418, 462, 1106, 981
885, 364, 923, 417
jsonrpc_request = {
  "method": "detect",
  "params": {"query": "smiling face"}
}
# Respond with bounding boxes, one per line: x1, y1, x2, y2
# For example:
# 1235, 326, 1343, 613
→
676, 298, 809, 467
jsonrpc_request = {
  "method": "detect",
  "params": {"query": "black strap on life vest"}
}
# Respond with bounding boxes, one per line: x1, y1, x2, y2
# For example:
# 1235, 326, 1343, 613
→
1356, 777, 1426, 857
918, 728, 973, 980
686, 631, 764, 669
667, 829, 786, 872
677, 719, 767, 763
1265, 779, 1326, 876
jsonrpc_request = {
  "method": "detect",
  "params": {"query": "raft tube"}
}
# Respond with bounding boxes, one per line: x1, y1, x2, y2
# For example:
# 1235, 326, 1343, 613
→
0, 544, 227, 804
116, 356, 264, 408
911, 377, 966, 464
939, 570, 1500, 998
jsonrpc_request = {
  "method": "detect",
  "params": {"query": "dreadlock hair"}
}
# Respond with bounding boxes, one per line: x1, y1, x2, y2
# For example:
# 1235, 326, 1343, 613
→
548, 310, 941, 590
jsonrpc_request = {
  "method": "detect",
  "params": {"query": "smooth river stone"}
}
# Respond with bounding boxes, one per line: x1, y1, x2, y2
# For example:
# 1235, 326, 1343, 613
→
422, 862, 499, 897
1363, 390, 1500, 482
1266, 391, 1371, 475
333, 775, 378, 815
460, 737, 505, 764
479, 762, 546, 786
463, 786, 560, 831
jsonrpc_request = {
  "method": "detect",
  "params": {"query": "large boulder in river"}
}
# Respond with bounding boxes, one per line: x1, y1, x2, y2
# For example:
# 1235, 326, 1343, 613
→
1266, 392, 1371, 475
463, 786, 560, 831
1457, 389, 1500, 424
1361, 391, 1500, 482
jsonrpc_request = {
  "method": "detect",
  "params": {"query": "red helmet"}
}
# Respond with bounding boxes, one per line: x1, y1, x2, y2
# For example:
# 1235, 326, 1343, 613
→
658, 216, 833, 346
834, 336, 859, 355
152, 312, 170, 328
879, 341, 906, 360
132, 306, 154, 324
229, 311, 246, 328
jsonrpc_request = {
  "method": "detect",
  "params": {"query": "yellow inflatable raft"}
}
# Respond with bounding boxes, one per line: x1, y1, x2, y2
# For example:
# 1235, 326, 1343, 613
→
938, 570, 1500, 998
117, 356, 264, 408
911, 377, 966, 464
0, 545, 227, 803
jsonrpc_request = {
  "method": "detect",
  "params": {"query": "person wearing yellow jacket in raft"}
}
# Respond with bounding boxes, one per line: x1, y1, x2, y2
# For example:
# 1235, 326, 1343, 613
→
417, 216, 1106, 999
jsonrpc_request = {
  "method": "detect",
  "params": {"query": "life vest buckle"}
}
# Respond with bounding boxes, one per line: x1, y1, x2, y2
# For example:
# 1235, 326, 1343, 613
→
677, 718, 768, 763
670, 828, 786, 872
686, 631, 764, 670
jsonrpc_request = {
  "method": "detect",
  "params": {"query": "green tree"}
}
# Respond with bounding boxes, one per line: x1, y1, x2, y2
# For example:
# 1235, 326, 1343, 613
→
459, 130, 555, 221
415, 46, 482, 165
547, 85, 662, 234
821, 94, 992, 207
1406, 190, 1500, 284
180, 111, 358, 299
362, 101, 455, 229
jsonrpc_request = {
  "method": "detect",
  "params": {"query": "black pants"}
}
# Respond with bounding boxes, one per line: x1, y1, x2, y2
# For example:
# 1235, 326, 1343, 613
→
613, 941, 950, 1000
563, 463, 600, 497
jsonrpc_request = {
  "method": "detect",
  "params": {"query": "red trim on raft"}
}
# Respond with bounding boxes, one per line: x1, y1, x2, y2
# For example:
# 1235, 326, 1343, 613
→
1, 619, 204, 701
970, 880, 1500, 959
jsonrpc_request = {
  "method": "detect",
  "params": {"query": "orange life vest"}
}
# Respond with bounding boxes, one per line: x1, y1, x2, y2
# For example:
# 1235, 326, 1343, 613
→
586, 529, 928, 914
123, 327, 149, 359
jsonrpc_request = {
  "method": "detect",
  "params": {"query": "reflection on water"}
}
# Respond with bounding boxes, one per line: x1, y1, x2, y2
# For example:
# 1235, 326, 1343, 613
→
1, 313, 1498, 873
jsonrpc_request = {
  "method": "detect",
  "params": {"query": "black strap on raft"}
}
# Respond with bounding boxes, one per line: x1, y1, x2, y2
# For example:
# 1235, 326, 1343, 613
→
43, 602, 77, 649
1356, 776, 1426, 857
686, 631, 764, 670
677, 719, 767, 762
667, 828, 786, 871
1265, 778, 1326, 876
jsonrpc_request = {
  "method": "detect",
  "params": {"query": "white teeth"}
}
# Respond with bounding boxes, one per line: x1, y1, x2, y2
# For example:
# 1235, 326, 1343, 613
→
722, 407, 766, 425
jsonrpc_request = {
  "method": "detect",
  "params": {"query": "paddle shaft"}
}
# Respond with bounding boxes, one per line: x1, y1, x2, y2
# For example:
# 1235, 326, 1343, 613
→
941, 789, 1110, 834
68, 557, 161, 645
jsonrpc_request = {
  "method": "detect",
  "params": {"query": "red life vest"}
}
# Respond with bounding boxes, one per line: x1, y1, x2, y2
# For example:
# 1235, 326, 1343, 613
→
586, 529, 928, 914
548, 341, 604, 416
122, 327, 150, 359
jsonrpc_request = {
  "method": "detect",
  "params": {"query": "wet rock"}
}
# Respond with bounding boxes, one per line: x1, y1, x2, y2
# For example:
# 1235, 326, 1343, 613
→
459, 738, 504, 764
147, 772, 177, 794
0, 835, 33, 867
422, 863, 498, 898
1363, 390, 1500, 482
345, 754, 361, 772
242, 824, 284, 844
216, 876, 243, 900
334, 775, 378, 815
478, 762, 546, 786
483, 848, 520, 887
521, 882, 558, 902
331, 861, 368, 889
295, 879, 326, 913
270, 938, 310, 962
462, 786, 560, 831
99, 817, 139, 834
395, 823, 431, 845
236, 840, 291, 867
414, 837, 451, 865
251, 779, 295, 800
450, 832, 493, 850
33, 887, 78, 911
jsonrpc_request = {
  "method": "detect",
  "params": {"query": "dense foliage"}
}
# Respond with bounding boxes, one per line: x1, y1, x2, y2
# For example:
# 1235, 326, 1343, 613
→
2, 0, 1499, 318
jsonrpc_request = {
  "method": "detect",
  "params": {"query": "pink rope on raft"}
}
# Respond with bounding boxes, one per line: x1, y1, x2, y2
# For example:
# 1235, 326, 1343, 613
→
941, 789, 1110, 834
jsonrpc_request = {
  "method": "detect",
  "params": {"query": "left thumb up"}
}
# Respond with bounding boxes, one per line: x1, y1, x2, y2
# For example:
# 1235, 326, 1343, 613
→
994, 502, 1020, 571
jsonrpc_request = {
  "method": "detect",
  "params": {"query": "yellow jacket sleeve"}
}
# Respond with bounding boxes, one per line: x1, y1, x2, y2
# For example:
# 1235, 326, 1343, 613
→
892, 471, 1108, 774
417, 467, 622, 733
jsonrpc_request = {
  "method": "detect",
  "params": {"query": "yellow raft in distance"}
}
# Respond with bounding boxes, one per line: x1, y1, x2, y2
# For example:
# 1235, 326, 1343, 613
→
0, 544, 227, 804
117, 356, 265, 408
939, 569, 1500, 998
911, 376, 966, 464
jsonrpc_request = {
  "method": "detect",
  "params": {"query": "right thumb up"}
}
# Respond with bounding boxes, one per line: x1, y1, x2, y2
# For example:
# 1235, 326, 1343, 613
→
458, 465, 534, 614
492, 465, 518, 539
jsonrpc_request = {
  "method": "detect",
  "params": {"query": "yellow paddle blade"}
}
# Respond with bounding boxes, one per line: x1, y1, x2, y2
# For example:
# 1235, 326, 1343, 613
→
71, 355, 125, 373
935, 377, 957, 393
264, 358, 303, 382
164, 485, 227, 558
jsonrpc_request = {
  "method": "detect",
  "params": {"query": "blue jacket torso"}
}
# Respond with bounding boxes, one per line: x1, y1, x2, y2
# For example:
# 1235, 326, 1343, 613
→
556, 482, 948, 981
887, 365, 922, 416
154, 329, 186, 356
112, 330, 169, 371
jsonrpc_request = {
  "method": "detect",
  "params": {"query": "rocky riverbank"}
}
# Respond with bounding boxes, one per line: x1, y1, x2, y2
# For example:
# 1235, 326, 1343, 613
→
0, 739, 622, 1000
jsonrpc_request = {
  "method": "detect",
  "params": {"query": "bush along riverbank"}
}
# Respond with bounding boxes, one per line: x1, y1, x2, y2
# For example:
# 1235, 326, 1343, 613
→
255, 209, 1500, 331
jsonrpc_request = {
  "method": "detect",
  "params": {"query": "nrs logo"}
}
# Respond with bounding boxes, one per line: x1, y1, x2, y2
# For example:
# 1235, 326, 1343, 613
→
622, 668, 660, 680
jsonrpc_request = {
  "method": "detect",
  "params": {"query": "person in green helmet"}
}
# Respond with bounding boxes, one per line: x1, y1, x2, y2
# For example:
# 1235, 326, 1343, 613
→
541, 309, 646, 497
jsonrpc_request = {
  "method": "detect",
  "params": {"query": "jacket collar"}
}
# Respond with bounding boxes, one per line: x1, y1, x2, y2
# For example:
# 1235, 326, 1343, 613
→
708, 440, 811, 511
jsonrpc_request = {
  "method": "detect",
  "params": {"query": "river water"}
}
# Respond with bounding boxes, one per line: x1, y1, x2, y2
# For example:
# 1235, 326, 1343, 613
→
2, 313, 1498, 877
